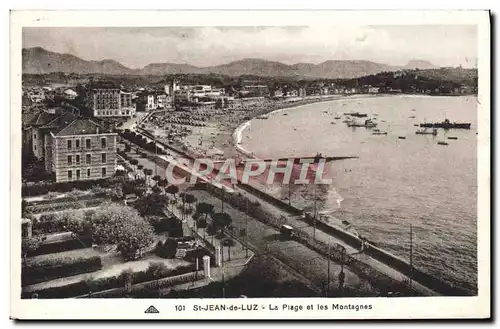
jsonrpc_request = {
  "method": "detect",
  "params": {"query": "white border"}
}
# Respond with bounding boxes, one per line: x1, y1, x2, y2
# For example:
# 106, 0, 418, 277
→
9, 10, 491, 320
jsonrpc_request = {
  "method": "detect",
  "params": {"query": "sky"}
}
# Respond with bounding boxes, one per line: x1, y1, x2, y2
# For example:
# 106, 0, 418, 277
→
22, 26, 478, 69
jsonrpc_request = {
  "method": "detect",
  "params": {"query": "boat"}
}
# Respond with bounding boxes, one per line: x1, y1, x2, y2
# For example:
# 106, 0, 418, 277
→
447, 136, 458, 140
334, 116, 341, 119
420, 119, 471, 129
409, 116, 416, 119
411, 109, 416, 111
415, 128, 438, 136
344, 112, 368, 118
347, 119, 377, 128
330, 122, 336, 124
413, 124, 419, 127
398, 136, 406, 139
373, 128, 380, 132
257, 115, 268, 120
437, 141, 448, 145
372, 131, 388, 135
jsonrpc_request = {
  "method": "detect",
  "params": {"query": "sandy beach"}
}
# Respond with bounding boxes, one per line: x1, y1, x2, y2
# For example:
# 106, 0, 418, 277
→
178, 95, 370, 159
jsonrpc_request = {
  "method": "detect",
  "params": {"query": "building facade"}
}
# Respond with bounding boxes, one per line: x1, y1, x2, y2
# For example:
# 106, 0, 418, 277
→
91, 88, 136, 118
44, 119, 117, 182
146, 94, 172, 110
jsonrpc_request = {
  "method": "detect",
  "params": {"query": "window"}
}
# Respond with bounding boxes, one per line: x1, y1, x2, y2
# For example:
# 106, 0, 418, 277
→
76, 154, 80, 165
86, 138, 91, 149
68, 170, 72, 180
87, 168, 91, 177
67, 155, 72, 166
86, 154, 91, 165
101, 167, 107, 178
101, 153, 106, 164
76, 170, 80, 180
33, 133, 36, 139
101, 137, 106, 148
67, 140, 72, 150
34, 145, 36, 151
75, 139, 80, 148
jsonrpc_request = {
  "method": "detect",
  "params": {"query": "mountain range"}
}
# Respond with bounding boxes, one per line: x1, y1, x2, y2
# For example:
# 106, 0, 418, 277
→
22, 47, 439, 79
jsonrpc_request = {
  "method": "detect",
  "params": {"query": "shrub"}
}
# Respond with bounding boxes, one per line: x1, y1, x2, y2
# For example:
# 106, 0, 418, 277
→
155, 238, 178, 259
22, 256, 102, 286
29, 236, 93, 256
22, 178, 124, 197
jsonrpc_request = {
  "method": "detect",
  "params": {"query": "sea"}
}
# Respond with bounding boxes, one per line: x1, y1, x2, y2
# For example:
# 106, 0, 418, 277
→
239, 95, 478, 295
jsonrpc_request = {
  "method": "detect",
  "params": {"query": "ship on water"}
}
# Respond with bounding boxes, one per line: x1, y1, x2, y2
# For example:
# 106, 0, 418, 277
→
344, 112, 368, 118
420, 119, 471, 129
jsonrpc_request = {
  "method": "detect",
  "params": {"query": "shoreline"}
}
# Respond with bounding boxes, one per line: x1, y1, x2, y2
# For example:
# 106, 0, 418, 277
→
232, 94, 387, 159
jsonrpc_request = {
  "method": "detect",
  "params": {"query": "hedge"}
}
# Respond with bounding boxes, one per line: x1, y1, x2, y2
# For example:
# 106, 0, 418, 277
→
22, 264, 197, 298
22, 255, 102, 286
28, 236, 93, 257
22, 177, 125, 197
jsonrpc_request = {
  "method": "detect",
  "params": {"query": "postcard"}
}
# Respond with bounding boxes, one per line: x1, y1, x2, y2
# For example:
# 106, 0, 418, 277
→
10, 9, 490, 320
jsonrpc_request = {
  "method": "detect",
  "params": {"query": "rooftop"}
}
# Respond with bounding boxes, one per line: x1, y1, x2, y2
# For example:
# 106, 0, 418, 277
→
27, 111, 58, 127
54, 118, 112, 136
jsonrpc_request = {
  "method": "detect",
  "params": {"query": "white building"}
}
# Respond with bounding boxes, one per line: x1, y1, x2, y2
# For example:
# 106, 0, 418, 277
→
90, 89, 136, 118
147, 94, 172, 110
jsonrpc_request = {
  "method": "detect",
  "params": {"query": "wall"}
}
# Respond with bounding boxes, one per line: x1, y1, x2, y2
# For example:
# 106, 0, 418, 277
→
54, 133, 117, 182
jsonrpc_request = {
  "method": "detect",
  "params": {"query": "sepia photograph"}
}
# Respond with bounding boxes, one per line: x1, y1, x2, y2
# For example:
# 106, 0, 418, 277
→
10, 10, 490, 320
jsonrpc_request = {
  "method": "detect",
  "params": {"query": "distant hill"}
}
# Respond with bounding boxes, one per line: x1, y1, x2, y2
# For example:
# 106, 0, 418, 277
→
141, 62, 200, 75
22, 47, 443, 79
403, 60, 438, 70
202, 58, 299, 77
22, 47, 134, 75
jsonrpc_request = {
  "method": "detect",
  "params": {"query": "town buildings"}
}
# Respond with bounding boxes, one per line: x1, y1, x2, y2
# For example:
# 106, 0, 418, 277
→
24, 112, 118, 182
45, 118, 117, 182
147, 93, 172, 110
90, 87, 136, 118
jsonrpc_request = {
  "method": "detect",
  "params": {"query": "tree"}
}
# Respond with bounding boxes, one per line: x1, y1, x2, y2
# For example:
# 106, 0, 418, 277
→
22, 237, 41, 259
196, 202, 214, 223
119, 268, 134, 293
184, 193, 197, 211
64, 210, 91, 236
165, 185, 179, 210
157, 179, 168, 194
143, 168, 153, 185
147, 262, 168, 296
137, 164, 144, 171
89, 203, 155, 258
152, 175, 161, 186
134, 194, 169, 217
211, 212, 232, 233
124, 144, 132, 153
129, 159, 139, 177
197, 218, 208, 239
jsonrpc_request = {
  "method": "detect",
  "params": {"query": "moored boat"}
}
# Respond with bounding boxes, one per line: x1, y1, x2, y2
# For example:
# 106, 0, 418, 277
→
344, 112, 368, 118
347, 119, 377, 128
420, 119, 471, 129
447, 136, 458, 140
415, 128, 438, 136
437, 141, 448, 145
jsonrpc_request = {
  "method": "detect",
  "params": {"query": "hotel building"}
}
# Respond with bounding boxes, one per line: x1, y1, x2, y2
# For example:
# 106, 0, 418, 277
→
44, 118, 118, 182
90, 88, 136, 118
